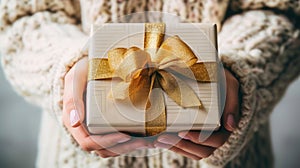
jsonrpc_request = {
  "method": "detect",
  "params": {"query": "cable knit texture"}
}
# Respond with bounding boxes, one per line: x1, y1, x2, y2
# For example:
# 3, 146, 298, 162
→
1, 0, 300, 167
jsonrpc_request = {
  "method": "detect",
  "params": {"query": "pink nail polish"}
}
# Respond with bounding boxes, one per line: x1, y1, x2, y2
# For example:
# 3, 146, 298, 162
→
227, 114, 236, 130
117, 137, 131, 143
70, 110, 80, 127
158, 138, 170, 144
178, 132, 190, 140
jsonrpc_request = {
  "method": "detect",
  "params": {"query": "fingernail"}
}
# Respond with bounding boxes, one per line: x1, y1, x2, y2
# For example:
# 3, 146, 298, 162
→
157, 138, 170, 144
178, 132, 190, 140
154, 143, 169, 149
70, 110, 80, 127
117, 137, 131, 143
227, 114, 236, 130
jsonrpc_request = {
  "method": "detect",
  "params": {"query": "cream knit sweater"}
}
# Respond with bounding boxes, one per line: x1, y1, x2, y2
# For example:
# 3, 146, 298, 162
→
1, 0, 300, 167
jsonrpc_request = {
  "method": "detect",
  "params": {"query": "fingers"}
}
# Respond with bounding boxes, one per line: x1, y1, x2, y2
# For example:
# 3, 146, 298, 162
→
154, 142, 201, 160
178, 130, 230, 148
63, 57, 87, 126
96, 138, 152, 158
63, 57, 90, 146
90, 133, 131, 149
63, 58, 92, 149
62, 57, 131, 152
69, 128, 130, 151
152, 69, 241, 160
223, 69, 240, 132
65, 114, 131, 151
155, 134, 215, 158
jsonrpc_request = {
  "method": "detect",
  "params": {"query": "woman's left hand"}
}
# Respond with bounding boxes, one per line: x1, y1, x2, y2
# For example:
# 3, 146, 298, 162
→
154, 69, 241, 160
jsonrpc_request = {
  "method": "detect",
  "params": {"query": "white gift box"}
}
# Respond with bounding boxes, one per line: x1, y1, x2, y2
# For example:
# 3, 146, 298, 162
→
86, 23, 222, 135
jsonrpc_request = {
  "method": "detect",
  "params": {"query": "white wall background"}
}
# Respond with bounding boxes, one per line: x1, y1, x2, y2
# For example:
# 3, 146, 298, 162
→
270, 78, 300, 168
0, 61, 300, 167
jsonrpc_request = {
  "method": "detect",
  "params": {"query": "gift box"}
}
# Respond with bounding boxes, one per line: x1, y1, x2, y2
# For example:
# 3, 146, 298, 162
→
86, 23, 221, 136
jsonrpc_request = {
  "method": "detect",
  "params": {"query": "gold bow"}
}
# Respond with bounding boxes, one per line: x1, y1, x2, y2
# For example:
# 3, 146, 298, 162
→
88, 23, 217, 136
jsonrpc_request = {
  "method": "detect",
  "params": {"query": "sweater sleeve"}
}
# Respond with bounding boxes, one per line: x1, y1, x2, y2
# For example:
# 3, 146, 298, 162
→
0, 0, 88, 118
230, 0, 300, 16
204, 9, 300, 167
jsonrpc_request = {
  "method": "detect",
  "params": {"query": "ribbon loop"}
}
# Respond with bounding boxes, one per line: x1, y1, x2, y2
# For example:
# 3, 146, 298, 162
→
155, 35, 198, 67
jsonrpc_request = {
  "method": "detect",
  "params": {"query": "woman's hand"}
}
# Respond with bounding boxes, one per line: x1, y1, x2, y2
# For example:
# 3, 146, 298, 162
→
62, 57, 152, 158
154, 69, 240, 160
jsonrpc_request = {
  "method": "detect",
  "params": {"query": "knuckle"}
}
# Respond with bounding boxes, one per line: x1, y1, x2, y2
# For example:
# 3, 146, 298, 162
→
63, 96, 74, 106
63, 98, 74, 112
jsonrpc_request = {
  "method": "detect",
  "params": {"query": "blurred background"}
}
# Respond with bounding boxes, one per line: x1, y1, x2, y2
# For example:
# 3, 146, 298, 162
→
0, 57, 300, 168
0, 61, 40, 168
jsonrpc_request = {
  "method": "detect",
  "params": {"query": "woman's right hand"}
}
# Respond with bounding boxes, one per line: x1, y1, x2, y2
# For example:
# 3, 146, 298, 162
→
62, 57, 152, 158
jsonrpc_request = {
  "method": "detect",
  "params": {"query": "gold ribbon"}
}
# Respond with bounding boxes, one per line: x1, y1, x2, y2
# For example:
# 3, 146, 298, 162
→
88, 23, 217, 136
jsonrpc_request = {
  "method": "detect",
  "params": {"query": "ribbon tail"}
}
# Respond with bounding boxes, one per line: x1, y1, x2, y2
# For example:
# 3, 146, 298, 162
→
157, 70, 203, 108
145, 73, 167, 136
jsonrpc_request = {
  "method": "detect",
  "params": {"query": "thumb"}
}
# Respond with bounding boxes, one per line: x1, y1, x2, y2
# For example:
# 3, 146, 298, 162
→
72, 57, 88, 124
222, 69, 240, 132
63, 57, 88, 128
